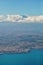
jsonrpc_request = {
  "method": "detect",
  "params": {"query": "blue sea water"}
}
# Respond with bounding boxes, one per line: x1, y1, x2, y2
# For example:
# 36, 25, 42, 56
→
0, 49, 43, 65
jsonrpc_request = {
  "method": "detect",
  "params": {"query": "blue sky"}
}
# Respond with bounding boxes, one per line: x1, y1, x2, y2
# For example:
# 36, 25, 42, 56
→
0, 0, 43, 15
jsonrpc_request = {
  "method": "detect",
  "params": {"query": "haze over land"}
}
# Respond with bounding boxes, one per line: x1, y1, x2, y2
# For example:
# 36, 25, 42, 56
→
0, 22, 43, 54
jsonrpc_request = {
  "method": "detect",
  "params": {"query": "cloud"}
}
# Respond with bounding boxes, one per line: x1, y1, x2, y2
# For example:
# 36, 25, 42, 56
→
0, 15, 4, 22
0, 15, 43, 22
23, 15, 43, 22
6, 15, 23, 22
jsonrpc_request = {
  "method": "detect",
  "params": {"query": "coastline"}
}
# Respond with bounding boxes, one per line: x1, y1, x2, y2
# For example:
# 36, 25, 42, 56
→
0, 46, 43, 55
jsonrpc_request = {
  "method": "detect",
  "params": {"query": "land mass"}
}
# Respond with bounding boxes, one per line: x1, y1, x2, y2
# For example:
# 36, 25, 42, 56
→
0, 34, 43, 54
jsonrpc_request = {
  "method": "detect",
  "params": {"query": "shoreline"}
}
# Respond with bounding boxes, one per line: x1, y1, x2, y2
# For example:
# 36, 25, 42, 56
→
0, 48, 43, 55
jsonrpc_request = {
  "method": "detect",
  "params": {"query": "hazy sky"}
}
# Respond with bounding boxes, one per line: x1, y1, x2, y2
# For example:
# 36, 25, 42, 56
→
0, 0, 43, 15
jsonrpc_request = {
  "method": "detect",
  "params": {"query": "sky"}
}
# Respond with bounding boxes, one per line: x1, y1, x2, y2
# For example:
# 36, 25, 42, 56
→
0, 0, 43, 15
0, 0, 43, 22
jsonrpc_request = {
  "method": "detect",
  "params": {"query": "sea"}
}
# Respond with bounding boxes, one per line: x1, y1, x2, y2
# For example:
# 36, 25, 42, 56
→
0, 22, 43, 65
0, 49, 43, 65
